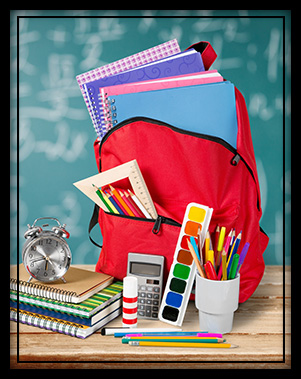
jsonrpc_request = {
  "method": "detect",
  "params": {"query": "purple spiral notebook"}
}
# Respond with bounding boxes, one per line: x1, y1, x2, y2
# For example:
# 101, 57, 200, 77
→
84, 49, 205, 138
76, 39, 181, 135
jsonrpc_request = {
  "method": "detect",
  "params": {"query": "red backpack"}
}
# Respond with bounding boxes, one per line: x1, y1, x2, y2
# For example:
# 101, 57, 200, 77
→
89, 42, 269, 303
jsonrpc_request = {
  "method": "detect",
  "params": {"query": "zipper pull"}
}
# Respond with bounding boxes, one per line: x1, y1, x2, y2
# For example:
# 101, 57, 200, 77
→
231, 153, 241, 166
152, 216, 163, 235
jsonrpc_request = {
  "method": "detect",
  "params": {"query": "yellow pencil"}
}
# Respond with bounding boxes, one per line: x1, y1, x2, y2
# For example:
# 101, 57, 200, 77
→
102, 192, 119, 214
128, 341, 237, 348
222, 249, 227, 281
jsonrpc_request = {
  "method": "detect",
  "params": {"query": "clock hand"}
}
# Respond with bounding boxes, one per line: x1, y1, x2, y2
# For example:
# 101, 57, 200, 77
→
35, 246, 47, 258
30, 257, 45, 264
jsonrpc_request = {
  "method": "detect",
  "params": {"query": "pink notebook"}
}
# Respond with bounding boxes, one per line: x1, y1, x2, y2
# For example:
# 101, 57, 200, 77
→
100, 70, 223, 97
99, 70, 223, 127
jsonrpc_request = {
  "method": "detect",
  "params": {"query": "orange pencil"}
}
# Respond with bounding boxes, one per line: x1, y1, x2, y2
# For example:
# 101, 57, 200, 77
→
109, 185, 135, 217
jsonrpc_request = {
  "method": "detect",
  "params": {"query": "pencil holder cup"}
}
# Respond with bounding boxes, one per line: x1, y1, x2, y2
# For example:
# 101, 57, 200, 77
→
195, 272, 240, 334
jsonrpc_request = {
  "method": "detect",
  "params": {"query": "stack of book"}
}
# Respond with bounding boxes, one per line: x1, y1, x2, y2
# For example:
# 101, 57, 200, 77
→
10, 265, 123, 338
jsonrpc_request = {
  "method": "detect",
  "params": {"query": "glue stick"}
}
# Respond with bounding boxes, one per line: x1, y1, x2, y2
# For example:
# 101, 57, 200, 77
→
122, 276, 138, 327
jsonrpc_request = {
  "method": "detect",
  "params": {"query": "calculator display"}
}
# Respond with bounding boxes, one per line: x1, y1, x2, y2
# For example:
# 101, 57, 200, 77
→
130, 262, 161, 276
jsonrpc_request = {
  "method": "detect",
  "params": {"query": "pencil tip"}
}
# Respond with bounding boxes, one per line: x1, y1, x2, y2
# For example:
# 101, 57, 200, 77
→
230, 344, 239, 349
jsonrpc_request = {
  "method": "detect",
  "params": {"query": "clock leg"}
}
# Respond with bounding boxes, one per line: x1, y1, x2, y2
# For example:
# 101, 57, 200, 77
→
61, 276, 67, 283
27, 276, 33, 283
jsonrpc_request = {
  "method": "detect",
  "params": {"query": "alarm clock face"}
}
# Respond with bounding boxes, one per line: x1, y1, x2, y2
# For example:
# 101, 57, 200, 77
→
23, 232, 71, 283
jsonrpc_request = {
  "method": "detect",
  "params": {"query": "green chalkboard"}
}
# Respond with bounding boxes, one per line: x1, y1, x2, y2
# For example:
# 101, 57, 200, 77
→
10, 10, 291, 266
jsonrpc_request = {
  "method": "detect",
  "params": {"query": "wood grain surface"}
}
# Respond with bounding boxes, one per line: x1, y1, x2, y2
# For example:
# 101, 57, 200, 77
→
10, 265, 291, 369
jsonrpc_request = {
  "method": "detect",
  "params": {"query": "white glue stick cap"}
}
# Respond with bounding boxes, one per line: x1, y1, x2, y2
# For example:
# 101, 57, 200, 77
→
123, 276, 138, 298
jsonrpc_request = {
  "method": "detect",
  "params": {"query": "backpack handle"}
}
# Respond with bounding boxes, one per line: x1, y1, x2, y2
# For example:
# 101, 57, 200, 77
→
185, 41, 217, 70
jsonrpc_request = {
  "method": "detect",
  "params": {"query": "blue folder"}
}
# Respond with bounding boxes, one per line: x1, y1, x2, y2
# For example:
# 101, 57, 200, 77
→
107, 81, 238, 149
82, 49, 204, 137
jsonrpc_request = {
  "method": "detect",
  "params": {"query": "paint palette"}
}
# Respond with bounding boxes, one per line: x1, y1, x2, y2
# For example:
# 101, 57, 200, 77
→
158, 202, 213, 326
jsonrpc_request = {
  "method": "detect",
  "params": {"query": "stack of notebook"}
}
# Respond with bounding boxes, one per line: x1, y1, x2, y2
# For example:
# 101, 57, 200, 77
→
76, 38, 238, 150
10, 265, 123, 338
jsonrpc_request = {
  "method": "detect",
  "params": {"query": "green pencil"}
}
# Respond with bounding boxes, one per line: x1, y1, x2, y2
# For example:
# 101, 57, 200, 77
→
92, 184, 112, 213
229, 253, 240, 279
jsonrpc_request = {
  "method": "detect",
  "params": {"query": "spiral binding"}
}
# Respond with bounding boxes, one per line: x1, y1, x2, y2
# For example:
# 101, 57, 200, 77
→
10, 278, 77, 303
99, 90, 118, 134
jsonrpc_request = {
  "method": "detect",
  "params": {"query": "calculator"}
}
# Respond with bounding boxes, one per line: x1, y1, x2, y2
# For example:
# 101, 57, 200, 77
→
127, 252, 164, 319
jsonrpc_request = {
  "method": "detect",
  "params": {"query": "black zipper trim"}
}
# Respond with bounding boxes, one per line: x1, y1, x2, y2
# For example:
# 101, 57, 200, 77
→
99, 116, 260, 211
100, 116, 237, 156
103, 211, 181, 234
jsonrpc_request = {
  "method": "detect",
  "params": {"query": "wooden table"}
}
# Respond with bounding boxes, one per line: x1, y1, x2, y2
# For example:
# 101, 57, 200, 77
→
10, 265, 291, 369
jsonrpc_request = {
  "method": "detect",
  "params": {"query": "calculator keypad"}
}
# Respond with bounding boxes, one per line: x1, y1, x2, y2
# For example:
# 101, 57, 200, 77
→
137, 285, 161, 319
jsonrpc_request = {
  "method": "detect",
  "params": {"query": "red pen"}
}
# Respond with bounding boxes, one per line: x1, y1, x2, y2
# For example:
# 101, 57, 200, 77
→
204, 261, 218, 280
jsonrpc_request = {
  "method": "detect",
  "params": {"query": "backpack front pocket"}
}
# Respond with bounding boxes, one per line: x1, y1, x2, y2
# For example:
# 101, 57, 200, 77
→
95, 210, 181, 282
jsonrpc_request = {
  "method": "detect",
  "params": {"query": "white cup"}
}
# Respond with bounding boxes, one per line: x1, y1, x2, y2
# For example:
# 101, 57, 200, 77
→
195, 272, 240, 334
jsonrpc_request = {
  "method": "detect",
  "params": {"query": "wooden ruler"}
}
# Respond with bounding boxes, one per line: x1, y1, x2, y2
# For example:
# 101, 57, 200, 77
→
73, 159, 158, 219
128, 160, 157, 219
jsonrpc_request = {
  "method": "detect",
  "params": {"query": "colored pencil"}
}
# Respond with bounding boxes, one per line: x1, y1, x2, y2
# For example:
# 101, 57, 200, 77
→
121, 190, 141, 217
124, 190, 145, 217
197, 226, 204, 265
110, 185, 135, 216
122, 337, 225, 344
104, 189, 125, 215
222, 249, 227, 281
236, 242, 250, 275
102, 191, 119, 214
229, 253, 240, 279
190, 236, 201, 261
128, 189, 152, 219
187, 240, 206, 278
106, 188, 128, 215
215, 226, 226, 268
204, 261, 217, 280
92, 184, 110, 212
128, 341, 237, 348
213, 225, 220, 258
227, 231, 242, 276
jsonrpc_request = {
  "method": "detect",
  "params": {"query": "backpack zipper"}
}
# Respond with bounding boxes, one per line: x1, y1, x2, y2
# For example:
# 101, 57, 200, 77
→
103, 211, 181, 234
99, 116, 260, 210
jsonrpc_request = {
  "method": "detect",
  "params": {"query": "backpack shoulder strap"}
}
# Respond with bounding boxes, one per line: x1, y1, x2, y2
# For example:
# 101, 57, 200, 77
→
88, 204, 102, 248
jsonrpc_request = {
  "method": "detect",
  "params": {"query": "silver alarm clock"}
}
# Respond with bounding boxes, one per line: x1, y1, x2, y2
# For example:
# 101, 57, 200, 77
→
22, 217, 71, 283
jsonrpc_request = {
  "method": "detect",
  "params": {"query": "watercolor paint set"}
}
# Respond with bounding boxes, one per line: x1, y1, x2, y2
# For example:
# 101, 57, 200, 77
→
158, 202, 213, 326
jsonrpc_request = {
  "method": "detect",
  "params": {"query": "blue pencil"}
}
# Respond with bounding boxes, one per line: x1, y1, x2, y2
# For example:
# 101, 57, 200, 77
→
190, 236, 201, 261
